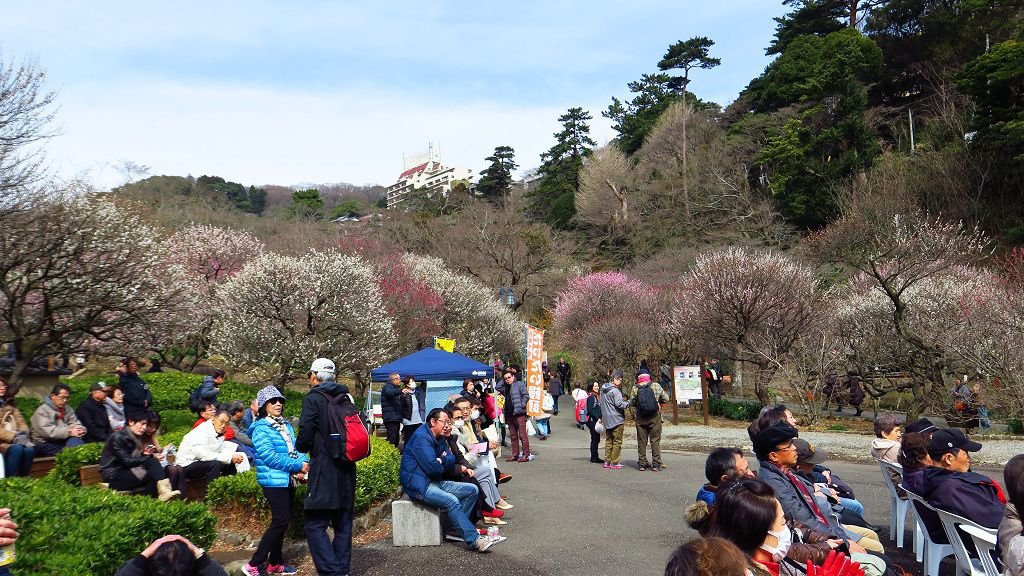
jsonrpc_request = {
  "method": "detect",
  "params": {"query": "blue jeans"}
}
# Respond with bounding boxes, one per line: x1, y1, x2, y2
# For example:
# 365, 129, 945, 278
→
4, 444, 36, 476
304, 507, 353, 576
420, 480, 479, 544
535, 418, 550, 436
840, 496, 865, 517
36, 436, 84, 457
978, 407, 991, 429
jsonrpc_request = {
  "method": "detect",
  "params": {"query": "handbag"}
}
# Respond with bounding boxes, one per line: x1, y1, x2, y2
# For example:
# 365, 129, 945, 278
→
594, 419, 605, 434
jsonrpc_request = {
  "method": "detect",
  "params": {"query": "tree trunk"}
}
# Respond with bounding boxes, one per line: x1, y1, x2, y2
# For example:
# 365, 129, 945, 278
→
681, 103, 692, 222
6, 356, 33, 397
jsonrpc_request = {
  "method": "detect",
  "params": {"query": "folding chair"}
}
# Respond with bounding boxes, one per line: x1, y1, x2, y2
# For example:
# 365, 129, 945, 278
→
935, 508, 997, 576
960, 524, 1001, 576
877, 460, 911, 548
903, 487, 956, 576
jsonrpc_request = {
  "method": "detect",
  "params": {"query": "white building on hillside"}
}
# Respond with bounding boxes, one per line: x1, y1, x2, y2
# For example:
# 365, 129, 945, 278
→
386, 145, 473, 209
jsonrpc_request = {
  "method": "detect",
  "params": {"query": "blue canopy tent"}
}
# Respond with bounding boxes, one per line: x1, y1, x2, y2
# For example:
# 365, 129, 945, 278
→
370, 347, 492, 382
364, 348, 493, 428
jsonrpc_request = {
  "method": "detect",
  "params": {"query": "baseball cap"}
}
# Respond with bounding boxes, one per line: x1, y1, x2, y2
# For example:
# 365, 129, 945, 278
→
905, 418, 938, 434
793, 438, 828, 465
310, 358, 335, 374
90, 382, 108, 392
753, 424, 799, 461
927, 428, 982, 455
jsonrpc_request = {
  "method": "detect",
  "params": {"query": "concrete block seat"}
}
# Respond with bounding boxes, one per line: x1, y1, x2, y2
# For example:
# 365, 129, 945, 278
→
391, 495, 444, 547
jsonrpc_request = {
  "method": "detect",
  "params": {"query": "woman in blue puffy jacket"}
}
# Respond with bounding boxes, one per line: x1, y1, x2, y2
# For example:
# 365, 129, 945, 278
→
240, 386, 308, 576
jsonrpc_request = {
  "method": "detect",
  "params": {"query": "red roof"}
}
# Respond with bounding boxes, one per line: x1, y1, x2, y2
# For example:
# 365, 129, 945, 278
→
398, 162, 429, 180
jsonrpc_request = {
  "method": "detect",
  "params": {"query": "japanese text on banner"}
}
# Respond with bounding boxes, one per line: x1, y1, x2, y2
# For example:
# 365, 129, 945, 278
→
524, 326, 545, 417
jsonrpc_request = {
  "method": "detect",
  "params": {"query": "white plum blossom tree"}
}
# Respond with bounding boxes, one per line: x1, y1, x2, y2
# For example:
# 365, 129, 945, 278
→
0, 192, 177, 394
677, 247, 825, 406
210, 251, 395, 388
400, 254, 523, 360
151, 225, 264, 371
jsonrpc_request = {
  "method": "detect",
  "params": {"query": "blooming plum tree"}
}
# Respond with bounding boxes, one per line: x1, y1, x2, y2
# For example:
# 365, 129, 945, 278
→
210, 251, 395, 389
399, 254, 522, 360
0, 193, 176, 394
151, 225, 264, 371
679, 247, 825, 406
374, 256, 445, 355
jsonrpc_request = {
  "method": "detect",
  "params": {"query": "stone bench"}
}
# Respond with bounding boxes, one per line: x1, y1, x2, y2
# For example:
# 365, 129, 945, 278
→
391, 495, 443, 547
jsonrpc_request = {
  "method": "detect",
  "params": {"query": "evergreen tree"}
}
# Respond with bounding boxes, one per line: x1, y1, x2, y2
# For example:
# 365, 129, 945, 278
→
604, 38, 722, 155
528, 108, 597, 229
289, 188, 324, 220
476, 146, 518, 201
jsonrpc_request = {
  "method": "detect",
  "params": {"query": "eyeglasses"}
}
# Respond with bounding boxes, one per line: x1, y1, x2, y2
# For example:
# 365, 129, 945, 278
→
55, 394, 70, 400
776, 443, 798, 452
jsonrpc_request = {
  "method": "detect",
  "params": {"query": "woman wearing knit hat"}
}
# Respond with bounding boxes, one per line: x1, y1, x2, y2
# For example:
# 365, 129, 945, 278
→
240, 386, 309, 576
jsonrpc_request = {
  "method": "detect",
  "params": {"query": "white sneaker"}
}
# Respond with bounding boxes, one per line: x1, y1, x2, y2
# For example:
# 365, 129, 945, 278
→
488, 535, 507, 544
474, 537, 494, 552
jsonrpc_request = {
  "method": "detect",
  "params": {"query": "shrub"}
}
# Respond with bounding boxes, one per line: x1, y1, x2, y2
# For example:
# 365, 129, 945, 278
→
160, 409, 196, 434
1008, 418, 1023, 435
708, 398, 763, 421
51, 442, 105, 485
827, 424, 849, 431
207, 437, 400, 515
0, 476, 216, 576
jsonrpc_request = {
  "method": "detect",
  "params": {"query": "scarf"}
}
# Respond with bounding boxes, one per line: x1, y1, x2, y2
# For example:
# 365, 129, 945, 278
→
781, 467, 831, 528
265, 416, 297, 458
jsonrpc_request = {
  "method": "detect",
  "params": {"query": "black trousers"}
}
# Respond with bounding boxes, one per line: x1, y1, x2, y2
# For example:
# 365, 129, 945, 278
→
107, 458, 167, 495
586, 420, 601, 462
384, 421, 401, 447
183, 460, 235, 484
251, 486, 294, 567
401, 423, 421, 446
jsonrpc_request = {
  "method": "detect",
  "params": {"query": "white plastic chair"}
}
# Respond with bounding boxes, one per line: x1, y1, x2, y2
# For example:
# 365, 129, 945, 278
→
935, 508, 996, 576
0, 453, 5, 478
960, 524, 1001, 576
877, 460, 911, 548
903, 486, 957, 576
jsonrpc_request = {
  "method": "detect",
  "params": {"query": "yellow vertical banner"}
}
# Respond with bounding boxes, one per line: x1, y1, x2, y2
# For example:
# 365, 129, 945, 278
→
434, 337, 455, 353
524, 325, 545, 417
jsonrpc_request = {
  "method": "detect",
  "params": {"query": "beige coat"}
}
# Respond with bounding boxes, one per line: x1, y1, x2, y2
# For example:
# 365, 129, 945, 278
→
0, 403, 30, 454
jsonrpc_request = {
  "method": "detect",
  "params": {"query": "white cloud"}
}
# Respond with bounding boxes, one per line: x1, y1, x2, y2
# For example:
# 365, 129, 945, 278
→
47, 80, 615, 190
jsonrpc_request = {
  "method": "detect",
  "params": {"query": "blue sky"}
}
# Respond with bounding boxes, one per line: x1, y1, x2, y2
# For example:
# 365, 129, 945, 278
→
2, 1, 788, 190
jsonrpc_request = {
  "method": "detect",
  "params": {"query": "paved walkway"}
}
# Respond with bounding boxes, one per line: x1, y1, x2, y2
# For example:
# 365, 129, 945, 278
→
342, 413, 993, 576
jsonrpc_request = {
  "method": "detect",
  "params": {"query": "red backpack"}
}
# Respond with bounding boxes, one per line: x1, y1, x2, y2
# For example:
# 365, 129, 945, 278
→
575, 396, 588, 424
325, 393, 371, 463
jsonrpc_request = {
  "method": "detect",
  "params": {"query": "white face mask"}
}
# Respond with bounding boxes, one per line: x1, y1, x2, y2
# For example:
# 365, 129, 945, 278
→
453, 419, 465, 428
470, 410, 480, 420
761, 527, 792, 560
408, 382, 417, 389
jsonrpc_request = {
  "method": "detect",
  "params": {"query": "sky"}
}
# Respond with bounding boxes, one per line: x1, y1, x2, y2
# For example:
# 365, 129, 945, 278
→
1, 1, 789, 190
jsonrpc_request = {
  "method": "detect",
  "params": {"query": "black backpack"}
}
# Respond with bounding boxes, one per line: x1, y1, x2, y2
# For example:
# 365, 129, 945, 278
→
636, 385, 659, 417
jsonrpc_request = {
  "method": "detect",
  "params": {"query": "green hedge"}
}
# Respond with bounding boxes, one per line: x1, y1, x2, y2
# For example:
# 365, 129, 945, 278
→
708, 397, 764, 421
0, 476, 216, 576
52, 442, 105, 485
207, 437, 401, 515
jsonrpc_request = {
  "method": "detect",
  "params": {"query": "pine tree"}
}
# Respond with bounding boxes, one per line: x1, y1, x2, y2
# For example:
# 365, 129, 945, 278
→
527, 108, 597, 229
476, 146, 518, 201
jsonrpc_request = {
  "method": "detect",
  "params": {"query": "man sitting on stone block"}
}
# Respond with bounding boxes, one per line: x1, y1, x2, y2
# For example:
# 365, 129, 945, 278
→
400, 407, 501, 553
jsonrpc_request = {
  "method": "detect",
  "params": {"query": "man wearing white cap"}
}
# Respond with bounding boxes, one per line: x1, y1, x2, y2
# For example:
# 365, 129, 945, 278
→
628, 372, 669, 471
295, 357, 357, 576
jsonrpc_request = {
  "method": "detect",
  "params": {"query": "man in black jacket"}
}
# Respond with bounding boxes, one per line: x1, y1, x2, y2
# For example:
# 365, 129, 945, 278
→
76, 382, 113, 443
380, 372, 403, 448
296, 357, 357, 576
116, 357, 153, 420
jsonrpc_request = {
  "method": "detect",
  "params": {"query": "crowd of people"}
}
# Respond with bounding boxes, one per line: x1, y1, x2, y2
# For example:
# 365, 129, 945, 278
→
671, 398, 1024, 576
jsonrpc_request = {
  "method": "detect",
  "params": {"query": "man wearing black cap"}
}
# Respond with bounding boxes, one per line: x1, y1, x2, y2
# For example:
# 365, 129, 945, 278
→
921, 428, 1006, 529
904, 418, 938, 438
76, 382, 113, 443
754, 424, 874, 553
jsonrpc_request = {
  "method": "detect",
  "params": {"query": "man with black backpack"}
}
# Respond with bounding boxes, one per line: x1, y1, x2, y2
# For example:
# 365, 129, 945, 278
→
628, 373, 669, 472
296, 357, 360, 576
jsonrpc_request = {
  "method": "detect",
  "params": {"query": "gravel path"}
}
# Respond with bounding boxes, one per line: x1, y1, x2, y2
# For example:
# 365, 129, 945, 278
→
656, 423, 1023, 467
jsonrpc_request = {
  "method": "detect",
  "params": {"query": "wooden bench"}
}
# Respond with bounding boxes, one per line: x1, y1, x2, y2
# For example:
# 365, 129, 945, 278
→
28, 457, 56, 479
79, 464, 102, 486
